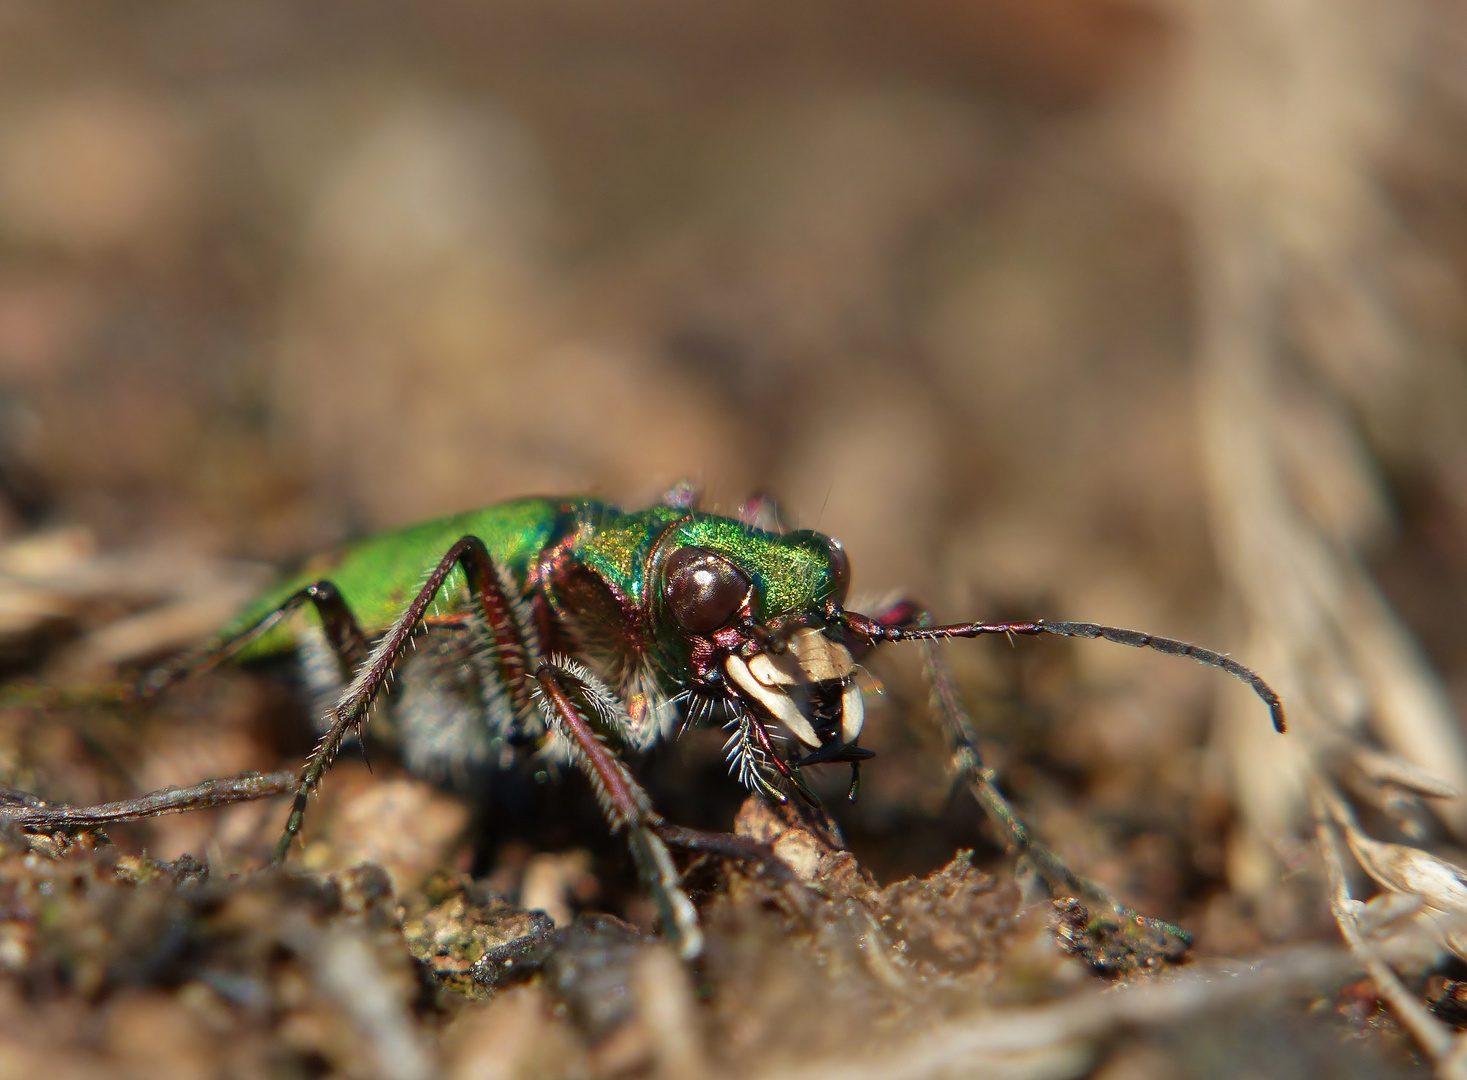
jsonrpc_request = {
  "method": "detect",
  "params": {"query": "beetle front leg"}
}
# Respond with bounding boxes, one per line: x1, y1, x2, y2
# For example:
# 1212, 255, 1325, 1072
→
274, 536, 535, 863
533, 658, 703, 960
845, 600, 1285, 902
848, 601, 1116, 907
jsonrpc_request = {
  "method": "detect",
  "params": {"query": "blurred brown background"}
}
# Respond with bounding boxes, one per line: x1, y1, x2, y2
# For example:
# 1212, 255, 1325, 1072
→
2, 1, 1467, 1073
0, 0, 1204, 590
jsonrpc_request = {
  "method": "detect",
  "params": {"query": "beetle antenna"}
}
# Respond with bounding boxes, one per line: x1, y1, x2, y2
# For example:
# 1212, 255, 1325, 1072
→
843, 612, 1285, 733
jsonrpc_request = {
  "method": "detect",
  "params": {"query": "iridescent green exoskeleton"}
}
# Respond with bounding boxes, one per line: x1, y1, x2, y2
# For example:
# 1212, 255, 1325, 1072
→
128, 490, 1284, 959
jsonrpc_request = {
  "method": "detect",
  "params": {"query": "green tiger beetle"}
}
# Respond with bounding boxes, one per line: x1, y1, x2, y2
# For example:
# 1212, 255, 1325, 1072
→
27, 489, 1288, 960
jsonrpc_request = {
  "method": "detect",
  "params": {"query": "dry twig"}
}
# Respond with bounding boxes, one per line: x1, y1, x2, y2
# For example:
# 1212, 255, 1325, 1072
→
760, 945, 1364, 1080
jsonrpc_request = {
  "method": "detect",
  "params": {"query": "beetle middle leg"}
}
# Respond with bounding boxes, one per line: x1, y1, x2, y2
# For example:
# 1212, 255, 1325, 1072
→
274, 536, 535, 863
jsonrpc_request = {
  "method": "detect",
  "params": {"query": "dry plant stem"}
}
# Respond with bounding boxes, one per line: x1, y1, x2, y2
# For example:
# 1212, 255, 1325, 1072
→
1189, 0, 1467, 844
1310, 784, 1462, 1074
0, 770, 297, 829
758, 945, 1362, 1080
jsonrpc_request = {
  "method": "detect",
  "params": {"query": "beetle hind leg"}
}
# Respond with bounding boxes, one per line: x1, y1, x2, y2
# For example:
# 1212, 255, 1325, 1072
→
138, 580, 369, 699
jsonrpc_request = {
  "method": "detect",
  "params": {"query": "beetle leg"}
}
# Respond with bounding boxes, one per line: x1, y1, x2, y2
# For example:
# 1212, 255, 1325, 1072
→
845, 601, 1117, 908
138, 581, 369, 698
273, 536, 534, 864
655, 823, 797, 884
734, 493, 786, 534
845, 601, 1284, 893
0, 770, 297, 831
533, 658, 703, 960
655, 823, 819, 918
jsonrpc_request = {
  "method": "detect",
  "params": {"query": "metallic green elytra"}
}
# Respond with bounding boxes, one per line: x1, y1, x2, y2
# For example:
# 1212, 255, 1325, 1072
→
227, 498, 569, 659
143, 488, 1286, 961
229, 498, 843, 659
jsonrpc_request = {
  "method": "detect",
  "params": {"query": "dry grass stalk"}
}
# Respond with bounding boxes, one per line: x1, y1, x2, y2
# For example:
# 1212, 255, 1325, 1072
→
758, 943, 1364, 1080
1312, 782, 1464, 1074
1183, 0, 1467, 1058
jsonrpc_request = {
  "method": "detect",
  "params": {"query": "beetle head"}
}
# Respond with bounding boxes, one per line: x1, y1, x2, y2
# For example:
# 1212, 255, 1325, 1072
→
653, 515, 866, 766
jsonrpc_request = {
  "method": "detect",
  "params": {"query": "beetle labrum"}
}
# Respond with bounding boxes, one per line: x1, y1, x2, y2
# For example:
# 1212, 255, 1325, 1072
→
102, 493, 1286, 958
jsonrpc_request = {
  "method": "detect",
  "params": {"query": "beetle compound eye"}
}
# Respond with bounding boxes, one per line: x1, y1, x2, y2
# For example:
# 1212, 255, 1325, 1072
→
664, 547, 751, 635
825, 537, 851, 604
